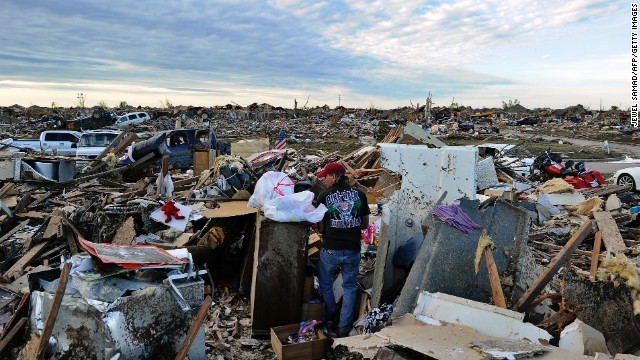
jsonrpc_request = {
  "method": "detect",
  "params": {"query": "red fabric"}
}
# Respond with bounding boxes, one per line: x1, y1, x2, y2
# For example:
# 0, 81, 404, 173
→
161, 200, 185, 223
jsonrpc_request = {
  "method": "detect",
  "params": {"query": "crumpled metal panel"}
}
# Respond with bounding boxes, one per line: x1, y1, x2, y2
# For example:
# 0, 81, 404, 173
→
371, 145, 478, 307
392, 198, 530, 317
31, 277, 205, 359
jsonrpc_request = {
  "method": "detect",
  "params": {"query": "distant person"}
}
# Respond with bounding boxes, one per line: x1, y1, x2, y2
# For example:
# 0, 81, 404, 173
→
314, 162, 370, 337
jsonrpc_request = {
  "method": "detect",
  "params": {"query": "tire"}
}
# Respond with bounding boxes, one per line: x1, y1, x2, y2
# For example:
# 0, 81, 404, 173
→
617, 174, 636, 190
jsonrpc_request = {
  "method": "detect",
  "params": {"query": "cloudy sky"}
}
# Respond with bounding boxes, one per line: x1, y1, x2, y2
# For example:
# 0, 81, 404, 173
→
0, 0, 629, 110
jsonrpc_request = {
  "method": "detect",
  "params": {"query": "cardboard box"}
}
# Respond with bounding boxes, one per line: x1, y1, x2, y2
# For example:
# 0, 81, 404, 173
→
484, 188, 514, 201
270, 323, 326, 360
301, 303, 323, 321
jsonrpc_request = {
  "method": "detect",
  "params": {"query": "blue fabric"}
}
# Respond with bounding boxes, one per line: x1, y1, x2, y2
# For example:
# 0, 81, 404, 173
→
318, 248, 360, 335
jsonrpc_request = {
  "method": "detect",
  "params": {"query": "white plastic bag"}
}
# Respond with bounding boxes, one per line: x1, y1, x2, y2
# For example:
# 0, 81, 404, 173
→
262, 191, 327, 223
248, 171, 295, 209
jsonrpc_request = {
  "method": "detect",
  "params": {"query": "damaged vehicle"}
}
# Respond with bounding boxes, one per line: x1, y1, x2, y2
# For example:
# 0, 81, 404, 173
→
120, 128, 221, 170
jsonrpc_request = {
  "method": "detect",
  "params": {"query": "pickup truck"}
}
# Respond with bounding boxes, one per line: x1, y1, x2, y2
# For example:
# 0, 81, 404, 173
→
0, 130, 81, 155
76, 130, 122, 159
120, 129, 223, 170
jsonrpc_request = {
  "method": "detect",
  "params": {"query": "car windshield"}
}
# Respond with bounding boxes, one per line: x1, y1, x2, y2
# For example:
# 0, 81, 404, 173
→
78, 133, 118, 147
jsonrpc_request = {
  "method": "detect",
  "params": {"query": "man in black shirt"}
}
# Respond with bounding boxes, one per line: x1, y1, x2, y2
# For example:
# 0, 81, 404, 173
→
314, 162, 370, 337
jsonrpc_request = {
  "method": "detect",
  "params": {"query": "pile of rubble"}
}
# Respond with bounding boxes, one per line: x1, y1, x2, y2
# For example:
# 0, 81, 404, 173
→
0, 115, 638, 360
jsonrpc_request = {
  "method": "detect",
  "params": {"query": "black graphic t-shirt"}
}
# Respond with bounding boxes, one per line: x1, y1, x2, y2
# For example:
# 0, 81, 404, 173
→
315, 184, 370, 251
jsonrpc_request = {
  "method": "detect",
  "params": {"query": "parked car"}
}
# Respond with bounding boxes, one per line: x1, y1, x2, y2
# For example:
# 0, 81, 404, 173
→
76, 130, 122, 159
1, 130, 81, 155
613, 167, 640, 190
115, 112, 151, 128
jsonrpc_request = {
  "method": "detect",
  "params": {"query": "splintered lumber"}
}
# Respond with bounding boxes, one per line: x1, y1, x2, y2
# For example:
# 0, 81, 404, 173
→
0, 219, 29, 243
1, 292, 29, 340
69, 152, 155, 185
28, 191, 52, 209
0, 183, 14, 200
35, 262, 71, 360
2, 240, 49, 282
514, 220, 592, 312
593, 211, 626, 254
483, 247, 506, 308
0, 317, 27, 356
174, 295, 212, 360
590, 231, 603, 282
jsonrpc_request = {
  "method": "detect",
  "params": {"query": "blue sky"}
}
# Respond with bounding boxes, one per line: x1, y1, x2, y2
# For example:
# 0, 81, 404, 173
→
0, 0, 630, 110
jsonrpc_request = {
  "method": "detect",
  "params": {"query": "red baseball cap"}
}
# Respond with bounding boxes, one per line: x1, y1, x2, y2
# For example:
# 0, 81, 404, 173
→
315, 162, 346, 178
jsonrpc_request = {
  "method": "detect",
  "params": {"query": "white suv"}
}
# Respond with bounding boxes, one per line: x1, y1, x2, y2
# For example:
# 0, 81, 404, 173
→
115, 112, 150, 128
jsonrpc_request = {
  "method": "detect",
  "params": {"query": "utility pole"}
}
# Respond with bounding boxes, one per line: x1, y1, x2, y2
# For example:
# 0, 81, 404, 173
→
425, 91, 432, 125
338, 95, 341, 107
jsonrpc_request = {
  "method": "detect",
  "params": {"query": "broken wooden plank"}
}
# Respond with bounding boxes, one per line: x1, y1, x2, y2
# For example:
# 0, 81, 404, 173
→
590, 231, 603, 282
483, 247, 506, 308
174, 295, 212, 360
514, 220, 592, 313
35, 262, 71, 360
65, 230, 78, 255
0, 317, 27, 356
1, 292, 29, 340
62, 152, 155, 186
42, 216, 62, 239
0, 219, 29, 243
2, 240, 49, 282
28, 191, 52, 209
112, 217, 136, 245
593, 211, 626, 254
0, 183, 14, 200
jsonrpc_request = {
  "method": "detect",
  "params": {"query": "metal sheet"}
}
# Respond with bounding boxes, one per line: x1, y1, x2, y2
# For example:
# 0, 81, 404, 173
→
31, 276, 205, 359
392, 198, 531, 317
371, 145, 478, 307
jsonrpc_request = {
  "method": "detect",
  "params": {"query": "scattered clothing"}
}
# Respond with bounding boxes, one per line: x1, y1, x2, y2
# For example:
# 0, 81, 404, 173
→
432, 204, 481, 233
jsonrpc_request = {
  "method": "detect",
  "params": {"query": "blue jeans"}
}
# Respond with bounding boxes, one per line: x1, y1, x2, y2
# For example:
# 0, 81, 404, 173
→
318, 248, 360, 335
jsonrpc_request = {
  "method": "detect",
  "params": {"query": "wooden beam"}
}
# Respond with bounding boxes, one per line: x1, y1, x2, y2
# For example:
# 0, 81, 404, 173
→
590, 230, 603, 282
28, 191, 53, 209
0, 317, 27, 356
174, 295, 212, 360
0, 219, 30, 243
68, 152, 155, 185
1, 292, 29, 340
514, 220, 592, 313
484, 247, 506, 308
2, 240, 49, 282
593, 211, 626, 254
35, 262, 71, 360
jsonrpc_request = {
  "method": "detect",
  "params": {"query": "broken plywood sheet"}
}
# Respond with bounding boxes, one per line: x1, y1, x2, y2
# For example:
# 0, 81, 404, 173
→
332, 314, 593, 360
401, 122, 447, 148
593, 211, 626, 254
200, 201, 258, 218
112, 217, 136, 245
